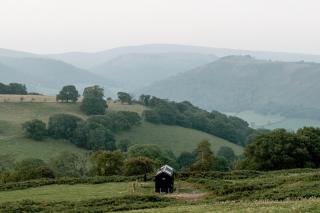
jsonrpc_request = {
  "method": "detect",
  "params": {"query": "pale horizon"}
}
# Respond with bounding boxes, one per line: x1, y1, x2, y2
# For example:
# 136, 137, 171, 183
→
1, 0, 320, 55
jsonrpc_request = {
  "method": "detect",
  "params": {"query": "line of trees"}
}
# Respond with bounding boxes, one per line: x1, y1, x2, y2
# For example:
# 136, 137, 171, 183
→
22, 111, 141, 151
0, 140, 238, 183
139, 95, 255, 146
0, 83, 27, 95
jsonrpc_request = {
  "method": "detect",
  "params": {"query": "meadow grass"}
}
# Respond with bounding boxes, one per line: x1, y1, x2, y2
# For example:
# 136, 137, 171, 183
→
122, 198, 320, 213
116, 122, 243, 155
0, 182, 154, 203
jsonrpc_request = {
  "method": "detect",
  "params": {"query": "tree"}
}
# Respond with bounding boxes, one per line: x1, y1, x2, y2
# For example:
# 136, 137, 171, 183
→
190, 140, 215, 172
128, 144, 177, 168
0, 83, 27, 94
56, 85, 79, 103
80, 85, 107, 115
177, 151, 196, 169
22, 119, 47, 141
116, 139, 131, 152
117, 92, 133, 104
48, 114, 82, 139
241, 129, 310, 170
14, 158, 54, 181
143, 110, 161, 123
217, 146, 236, 162
90, 151, 124, 176
49, 152, 88, 177
297, 127, 320, 167
139, 94, 151, 106
124, 156, 155, 180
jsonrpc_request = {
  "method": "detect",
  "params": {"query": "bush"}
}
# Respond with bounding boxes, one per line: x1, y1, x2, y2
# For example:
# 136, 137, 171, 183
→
48, 114, 82, 139
22, 119, 47, 141
12, 158, 55, 182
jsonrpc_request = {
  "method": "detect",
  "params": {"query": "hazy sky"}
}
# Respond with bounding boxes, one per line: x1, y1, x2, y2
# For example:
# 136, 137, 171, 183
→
1, 0, 319, 54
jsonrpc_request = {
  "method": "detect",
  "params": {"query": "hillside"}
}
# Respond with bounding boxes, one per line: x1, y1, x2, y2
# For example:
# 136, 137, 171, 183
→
0, 101, 242, 161
140, 56, 320, 121
91, 53, 217, 90
116, 122, 243, 155
0, 57, 113, 94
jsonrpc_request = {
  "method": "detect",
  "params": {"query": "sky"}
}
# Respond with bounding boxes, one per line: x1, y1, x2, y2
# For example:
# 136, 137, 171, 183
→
0, 0, 319, 54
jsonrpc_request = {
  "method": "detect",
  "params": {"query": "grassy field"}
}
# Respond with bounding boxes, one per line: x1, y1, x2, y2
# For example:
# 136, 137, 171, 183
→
0, 102, 87, 161
116, 122, 243, 155
1, 170, 320, 212
0, 182, 153, 203
0, 101, 241, 161
123, 199, 320, 213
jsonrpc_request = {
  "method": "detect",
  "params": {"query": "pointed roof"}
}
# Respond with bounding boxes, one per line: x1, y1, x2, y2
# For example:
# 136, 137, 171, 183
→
155, 165, 174, 177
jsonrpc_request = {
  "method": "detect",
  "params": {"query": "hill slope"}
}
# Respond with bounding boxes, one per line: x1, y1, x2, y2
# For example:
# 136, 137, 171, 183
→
91, 53, 217, 90
140, 56, 320, 120
0, 101, 242, 161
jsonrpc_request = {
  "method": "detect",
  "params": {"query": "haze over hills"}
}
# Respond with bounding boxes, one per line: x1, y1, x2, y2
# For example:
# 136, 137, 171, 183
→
47, 44, 320, 69
139, 55, 320, 122
0, 57, 113, 94
91, 53, 217, 90
2, 44, 320, 123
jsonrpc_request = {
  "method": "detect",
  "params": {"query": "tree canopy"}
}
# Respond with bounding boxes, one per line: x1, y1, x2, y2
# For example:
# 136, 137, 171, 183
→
56, 85, 79, 103
80, 85, 107, 115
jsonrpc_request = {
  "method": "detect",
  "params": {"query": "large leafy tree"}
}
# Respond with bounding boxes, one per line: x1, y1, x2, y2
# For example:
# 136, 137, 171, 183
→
217, 146, 236, 162
90, 151, 124, 176
124, 156, 155, 180
242, 129, 310, 170
117, 92, 133, 104
49, 152, 88, 177
190, 140, 216, 172
80, 85, 107, 115
56, 85, 79, 103
71, 121, 116, 151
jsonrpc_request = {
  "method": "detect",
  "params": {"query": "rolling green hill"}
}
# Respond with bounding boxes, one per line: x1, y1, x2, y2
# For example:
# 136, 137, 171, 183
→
0, 101, 242, 161
116, 122, 243, 155
139, 56, 320, 122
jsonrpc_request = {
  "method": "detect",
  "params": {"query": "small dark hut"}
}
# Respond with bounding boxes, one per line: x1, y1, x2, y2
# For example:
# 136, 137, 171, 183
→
155, 165, 174, 193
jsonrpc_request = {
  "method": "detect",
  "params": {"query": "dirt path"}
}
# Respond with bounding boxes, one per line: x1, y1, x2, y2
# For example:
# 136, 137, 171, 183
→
166, 192, 208, 201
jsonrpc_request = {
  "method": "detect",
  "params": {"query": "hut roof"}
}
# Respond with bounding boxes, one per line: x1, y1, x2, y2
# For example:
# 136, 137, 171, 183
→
156, 165, 174, 177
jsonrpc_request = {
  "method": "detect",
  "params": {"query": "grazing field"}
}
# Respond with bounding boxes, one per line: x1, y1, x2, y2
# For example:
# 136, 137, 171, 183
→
0, 101, 241, 161
116, 122, 243, 155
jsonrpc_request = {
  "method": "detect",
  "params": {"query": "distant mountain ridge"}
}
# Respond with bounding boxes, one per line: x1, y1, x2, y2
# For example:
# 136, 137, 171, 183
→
0, 57, 113, 94
139, 55, 320, 120
91, 52, 217, 90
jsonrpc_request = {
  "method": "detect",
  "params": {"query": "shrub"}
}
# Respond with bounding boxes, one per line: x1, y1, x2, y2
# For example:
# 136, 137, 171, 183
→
22, 119, 47, 141
48, 114, 82, 139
